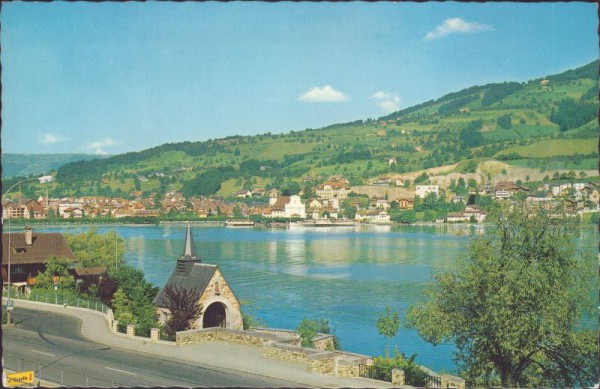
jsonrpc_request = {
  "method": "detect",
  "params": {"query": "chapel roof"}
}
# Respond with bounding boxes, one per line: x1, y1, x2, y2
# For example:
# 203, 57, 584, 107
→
153, 225, 217, 308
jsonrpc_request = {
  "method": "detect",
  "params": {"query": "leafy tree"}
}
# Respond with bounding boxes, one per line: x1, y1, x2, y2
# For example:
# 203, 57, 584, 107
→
66, 229, 125, 270
391, 210, 417, 224
481, 82, 523, 106
112, 288, 135, 324
464, 160, 478, 174
459, 120, 485, 148
109, 264, 159, 336
163, 285, 203, 338
455, 177, 467, 196
497, 114, 512, 129
98, 277, 119, 306
233, 205, 244, 219
406, 204, 597, 387
550, 98, 597, 131
376, 306, 400, 358
35, 257, 75, 290
134, 177, 141, 191
297, 318, 339, 349
421, 192, 438, 210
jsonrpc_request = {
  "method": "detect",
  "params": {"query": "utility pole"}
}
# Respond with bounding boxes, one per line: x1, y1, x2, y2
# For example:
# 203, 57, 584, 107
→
115, 229, 118, 269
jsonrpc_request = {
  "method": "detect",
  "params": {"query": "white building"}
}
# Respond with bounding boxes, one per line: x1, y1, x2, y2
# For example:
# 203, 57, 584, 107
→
416, 185, 439, 198
270, 195, 306, 219
285, 195, 306, 218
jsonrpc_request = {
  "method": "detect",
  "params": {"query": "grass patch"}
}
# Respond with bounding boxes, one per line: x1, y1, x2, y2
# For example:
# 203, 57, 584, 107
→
503, 158, 598, 171
496, 138, 597, 159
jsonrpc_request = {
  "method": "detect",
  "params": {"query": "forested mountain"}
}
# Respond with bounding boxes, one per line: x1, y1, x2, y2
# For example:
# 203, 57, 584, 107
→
11, 60, 598, 199
2, 153, 106, 179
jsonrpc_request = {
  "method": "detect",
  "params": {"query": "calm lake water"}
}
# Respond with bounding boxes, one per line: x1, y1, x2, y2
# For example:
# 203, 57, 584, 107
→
37, 223, 597, 374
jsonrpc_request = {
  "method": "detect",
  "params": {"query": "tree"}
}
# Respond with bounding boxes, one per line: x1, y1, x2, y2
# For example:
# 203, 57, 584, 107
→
35, 257, 75, 290
164, 285, 203, 338
233, 205, 244, 219
112, 288, 135, 324
406, 203, 597, 387
497, 114, 512, 129
297, 318, 339, 349
66, 229, 125, 270
376, 306, 400, 358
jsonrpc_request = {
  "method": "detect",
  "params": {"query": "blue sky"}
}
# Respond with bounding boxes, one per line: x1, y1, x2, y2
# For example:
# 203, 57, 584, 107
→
2, 2, 597, 155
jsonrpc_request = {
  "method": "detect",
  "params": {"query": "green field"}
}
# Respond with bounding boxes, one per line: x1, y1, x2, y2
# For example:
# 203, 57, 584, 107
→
496, 138, 598, 159
503, 157, 597, 171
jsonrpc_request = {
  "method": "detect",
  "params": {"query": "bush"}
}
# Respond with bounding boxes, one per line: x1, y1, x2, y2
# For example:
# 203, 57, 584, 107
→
373, 349, 429, 385
297, 318, 339, 349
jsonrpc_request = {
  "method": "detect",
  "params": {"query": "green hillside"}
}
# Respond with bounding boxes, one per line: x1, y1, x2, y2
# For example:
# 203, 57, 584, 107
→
1, 153, 107, 178
20, 60, 598, 199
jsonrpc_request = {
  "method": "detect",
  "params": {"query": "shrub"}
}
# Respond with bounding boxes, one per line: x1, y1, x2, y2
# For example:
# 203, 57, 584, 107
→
373, 349, 429, 385
297, 318, 339, 349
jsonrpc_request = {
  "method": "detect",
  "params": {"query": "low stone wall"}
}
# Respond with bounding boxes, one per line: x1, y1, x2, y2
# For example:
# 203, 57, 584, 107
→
262, 341, 339, 375
248, 327, 301, 345
307, 352, 336, 375
313, 334, 335, 351
248, 327, 297, 338
262, 341, 313, 364
176, 327, 283, 346
392, 369, 405, 386
440, 373, 466, 389
334, 352, 373, 378
174, 324, 463, 385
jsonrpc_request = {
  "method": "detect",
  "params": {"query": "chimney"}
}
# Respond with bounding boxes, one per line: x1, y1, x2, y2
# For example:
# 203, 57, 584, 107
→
25, 226, 33, 246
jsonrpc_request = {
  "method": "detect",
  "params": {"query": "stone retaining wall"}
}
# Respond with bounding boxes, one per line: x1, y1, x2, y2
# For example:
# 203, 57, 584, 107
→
440, 373, 466, 389
174, 325, 464, 385
247, 327, 301, 345
176, 327, 282, 346
313, 334, 335, 351
262, 341, 339, 375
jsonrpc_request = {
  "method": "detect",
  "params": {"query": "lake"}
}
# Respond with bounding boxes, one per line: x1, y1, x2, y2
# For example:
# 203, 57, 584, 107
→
35, 223, 597, 374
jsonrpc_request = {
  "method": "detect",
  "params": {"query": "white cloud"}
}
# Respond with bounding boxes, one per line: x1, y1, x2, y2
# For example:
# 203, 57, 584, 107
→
371, 91, 392, 100
372, 91, 402, 113
89, 138, 117, 155
40, 133, 64, 145
299, 85, 348, 102
424, 17, 494, 41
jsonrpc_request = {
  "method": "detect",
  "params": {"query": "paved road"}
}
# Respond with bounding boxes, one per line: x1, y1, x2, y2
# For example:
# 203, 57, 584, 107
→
3, 308, 298, 387
4, 299, 396, 388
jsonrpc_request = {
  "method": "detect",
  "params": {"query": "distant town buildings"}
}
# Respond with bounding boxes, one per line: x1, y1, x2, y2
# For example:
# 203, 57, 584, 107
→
316, 176, 351, 200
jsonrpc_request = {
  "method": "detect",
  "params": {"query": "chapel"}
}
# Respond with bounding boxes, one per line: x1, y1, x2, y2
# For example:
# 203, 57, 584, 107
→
153, 225, 243, 330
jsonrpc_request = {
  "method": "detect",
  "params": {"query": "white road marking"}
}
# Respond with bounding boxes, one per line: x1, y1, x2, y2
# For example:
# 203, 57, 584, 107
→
105, 367, 137, 376
30, 349, 56, 357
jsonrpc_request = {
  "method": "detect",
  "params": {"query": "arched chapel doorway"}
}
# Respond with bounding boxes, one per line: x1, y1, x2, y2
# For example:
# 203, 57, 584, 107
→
203, 302, 226, 328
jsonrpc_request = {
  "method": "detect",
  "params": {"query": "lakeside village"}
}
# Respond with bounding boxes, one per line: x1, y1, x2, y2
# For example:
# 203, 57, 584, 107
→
3, 173, 600, 226
2, 172, 597, 387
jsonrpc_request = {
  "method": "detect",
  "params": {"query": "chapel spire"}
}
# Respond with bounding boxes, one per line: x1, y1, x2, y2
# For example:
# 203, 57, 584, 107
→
180, 224, 199, 261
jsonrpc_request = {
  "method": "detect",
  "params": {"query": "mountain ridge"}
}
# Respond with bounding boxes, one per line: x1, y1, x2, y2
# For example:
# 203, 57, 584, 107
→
6, 60, 598, 199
